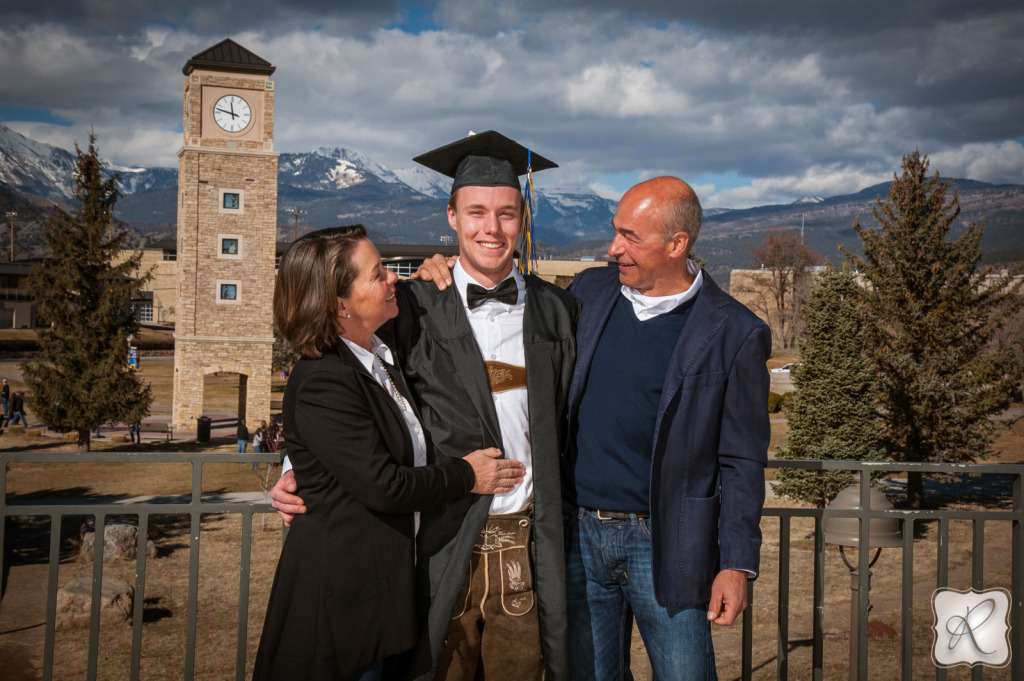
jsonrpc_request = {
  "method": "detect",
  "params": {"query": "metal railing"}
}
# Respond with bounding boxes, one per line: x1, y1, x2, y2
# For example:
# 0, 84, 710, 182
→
754, 460, 1023, 681
2, 455, 1022, 681
1, 451, 280, 681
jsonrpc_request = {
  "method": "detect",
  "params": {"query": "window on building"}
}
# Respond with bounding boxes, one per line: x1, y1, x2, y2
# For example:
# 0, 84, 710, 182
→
216, 279, 242, 304
384, 261, 415, 278
218, 189, 245, 214
138, 303, 153, 323
218, 234, 243, 259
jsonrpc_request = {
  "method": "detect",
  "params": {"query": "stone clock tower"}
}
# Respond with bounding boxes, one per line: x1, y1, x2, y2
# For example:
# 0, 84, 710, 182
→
172, 39, 277, 431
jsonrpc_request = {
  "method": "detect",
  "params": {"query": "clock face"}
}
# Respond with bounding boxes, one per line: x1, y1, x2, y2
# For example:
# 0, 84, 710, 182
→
212, 95, 252, 133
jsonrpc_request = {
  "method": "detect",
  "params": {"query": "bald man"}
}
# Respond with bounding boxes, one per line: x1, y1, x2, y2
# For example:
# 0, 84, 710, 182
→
563, 177, 771, 681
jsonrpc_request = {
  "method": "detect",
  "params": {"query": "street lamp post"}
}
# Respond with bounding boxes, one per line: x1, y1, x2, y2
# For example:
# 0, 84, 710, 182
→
290, 208, 306, 241
823, 483, 902, 681
5, 211, 16, 262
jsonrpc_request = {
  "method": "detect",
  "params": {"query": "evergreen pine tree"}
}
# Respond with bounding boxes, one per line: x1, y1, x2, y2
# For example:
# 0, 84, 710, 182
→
774, 265, 885, 507
271, 330, 299, 374
21, 133, 153, 451
843, 150, 1024, 508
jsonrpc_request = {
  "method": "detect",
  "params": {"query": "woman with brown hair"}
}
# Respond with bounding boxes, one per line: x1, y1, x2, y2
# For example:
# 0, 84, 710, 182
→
254, 225, 523, 681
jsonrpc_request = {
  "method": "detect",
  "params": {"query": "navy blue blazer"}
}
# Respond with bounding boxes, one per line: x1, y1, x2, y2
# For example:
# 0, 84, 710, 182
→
568, 266, 771, 607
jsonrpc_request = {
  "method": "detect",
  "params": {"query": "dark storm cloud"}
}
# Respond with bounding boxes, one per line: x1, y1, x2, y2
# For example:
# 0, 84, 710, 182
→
0, 0, 407, 36
436, 0, 1019, 36
1, 0, 1021, 207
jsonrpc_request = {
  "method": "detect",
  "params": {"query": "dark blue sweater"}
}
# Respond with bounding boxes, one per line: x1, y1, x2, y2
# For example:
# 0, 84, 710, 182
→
571, 293, 693, 512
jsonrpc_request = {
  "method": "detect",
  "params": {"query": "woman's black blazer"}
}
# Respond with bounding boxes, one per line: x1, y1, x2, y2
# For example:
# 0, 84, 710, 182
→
253, 339, 474, 680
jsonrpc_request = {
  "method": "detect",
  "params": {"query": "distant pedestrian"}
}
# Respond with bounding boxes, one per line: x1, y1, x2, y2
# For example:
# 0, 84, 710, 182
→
237, 421, 249, 453
266, 417, 280, 453
129, 421, 141, 444
252, 426, 264, 469
7, 391, 27, 427
1, 378, 9, 419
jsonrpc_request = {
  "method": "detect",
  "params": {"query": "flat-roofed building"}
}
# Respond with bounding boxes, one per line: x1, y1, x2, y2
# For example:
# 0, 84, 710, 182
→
0, 262, 35, 329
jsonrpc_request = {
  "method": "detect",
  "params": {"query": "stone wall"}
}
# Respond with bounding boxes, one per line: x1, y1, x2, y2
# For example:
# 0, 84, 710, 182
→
171, 337, 273, 429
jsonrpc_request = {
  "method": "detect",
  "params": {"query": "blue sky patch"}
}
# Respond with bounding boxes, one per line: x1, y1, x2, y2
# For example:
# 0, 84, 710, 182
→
389, 1, 441, 34
0, 106, 73, 126
692, 170, 750, 192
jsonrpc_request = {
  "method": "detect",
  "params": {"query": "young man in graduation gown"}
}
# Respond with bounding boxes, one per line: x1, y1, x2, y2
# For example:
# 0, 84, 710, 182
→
272, 131, 576, 681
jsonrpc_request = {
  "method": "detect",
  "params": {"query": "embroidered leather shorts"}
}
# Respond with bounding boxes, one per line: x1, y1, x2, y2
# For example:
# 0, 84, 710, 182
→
453, 509, 535, 617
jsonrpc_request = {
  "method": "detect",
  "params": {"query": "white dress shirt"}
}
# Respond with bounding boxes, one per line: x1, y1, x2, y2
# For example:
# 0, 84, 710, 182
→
620, 259, 704, 319
452, 260, 533, 515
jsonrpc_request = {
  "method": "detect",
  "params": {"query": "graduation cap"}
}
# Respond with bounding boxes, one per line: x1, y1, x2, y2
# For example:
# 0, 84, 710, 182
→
413, 130, 557, 194
413, 131, 556, 275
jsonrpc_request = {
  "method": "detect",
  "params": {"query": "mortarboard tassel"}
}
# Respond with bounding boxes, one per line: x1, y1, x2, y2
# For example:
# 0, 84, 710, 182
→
517, 150, 536, 275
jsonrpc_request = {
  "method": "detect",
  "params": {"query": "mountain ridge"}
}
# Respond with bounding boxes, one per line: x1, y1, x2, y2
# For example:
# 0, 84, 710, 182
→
1, 123, 1022, 274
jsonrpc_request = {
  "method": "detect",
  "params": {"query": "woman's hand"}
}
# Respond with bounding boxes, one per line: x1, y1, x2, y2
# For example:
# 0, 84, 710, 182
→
463, 447, 525, 494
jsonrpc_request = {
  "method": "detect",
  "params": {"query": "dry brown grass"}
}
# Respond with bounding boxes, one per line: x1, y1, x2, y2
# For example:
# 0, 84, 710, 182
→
2, 511, 282, 681
2, 352, 1021, 681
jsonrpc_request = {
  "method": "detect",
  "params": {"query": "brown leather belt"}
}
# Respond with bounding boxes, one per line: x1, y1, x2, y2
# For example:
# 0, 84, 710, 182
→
485, 360, 527, 393
584, 507, 650, 520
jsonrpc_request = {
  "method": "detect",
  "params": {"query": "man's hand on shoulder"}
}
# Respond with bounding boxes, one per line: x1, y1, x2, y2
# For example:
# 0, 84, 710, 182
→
706, 569, 749, 626
410, 254, 456, 290
270, 469, 306, 527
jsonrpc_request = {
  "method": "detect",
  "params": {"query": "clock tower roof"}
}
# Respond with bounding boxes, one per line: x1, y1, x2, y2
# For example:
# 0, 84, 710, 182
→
183, 38, 275, 76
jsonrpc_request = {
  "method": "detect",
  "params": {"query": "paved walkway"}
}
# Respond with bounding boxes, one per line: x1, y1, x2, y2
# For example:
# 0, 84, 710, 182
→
21, 411, 247, 446
95, 412, 243, 444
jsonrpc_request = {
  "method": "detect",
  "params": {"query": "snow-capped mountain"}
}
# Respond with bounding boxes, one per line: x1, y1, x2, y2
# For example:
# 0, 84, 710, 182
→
0, 124, 617, 246
392, 166, 451, 198
113, 166, 179, 195
0, 124, 77, 200
280, 147, 409, 192
5, 123, 1022, 272
535, 188, 617, 241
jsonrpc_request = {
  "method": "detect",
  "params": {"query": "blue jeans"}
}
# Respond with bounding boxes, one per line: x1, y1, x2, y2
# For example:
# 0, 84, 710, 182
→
237, 439, 247, 453
566, 509, 716, 681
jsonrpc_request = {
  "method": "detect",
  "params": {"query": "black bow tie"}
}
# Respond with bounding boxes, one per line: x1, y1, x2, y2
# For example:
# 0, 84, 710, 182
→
466, 278, 519, 310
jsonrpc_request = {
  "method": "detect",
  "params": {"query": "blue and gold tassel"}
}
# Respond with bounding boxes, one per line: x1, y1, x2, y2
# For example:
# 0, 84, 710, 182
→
517, 150, 536, 275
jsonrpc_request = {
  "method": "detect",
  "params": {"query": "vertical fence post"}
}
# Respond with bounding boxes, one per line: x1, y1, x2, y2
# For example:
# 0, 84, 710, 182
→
777, 515, 790, 681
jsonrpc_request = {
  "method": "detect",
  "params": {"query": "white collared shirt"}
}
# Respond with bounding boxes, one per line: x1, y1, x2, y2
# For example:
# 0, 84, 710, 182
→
452, 260, 532, 515
341, 335, 429, 534
620, 259, 704, 320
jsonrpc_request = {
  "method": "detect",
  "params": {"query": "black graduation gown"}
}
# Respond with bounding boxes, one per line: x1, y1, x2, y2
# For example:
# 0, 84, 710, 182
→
389, 276, 578, 681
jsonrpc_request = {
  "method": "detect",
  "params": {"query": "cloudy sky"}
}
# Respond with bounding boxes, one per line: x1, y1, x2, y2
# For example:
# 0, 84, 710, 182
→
1, 0, 1022, 208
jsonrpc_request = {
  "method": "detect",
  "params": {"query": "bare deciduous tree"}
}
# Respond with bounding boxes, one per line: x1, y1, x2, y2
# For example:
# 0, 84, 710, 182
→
735, 227, 819, 350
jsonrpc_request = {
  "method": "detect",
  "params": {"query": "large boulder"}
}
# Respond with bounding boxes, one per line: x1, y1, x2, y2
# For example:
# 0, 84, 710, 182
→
55, 577, 134, 629
80, 517, 157, 562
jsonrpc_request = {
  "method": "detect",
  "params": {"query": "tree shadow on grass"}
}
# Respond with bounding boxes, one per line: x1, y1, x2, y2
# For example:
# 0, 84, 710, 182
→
2, 511, 234, 577
142, 596, 174, 623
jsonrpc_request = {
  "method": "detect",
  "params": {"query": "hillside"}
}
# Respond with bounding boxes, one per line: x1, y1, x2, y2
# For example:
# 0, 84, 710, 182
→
1, 123, 1022, 272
